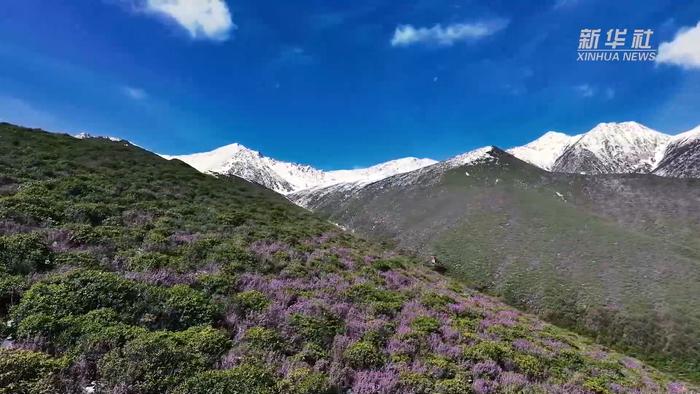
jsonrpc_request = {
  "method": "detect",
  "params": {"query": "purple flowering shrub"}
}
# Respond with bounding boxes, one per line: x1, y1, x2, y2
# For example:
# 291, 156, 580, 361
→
0, 125, 693, 394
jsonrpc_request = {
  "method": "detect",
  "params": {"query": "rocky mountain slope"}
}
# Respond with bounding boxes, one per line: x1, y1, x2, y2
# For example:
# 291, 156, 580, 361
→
163, 143, 435, 194
550, 122, 670, 174
506, 131, 580, 170
654, 125, 700, 178
291, 146, 700, 383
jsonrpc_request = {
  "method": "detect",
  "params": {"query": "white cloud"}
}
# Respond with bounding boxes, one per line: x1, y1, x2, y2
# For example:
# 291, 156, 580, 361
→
144, 0, 234, 41
552, 0, 580, 10
391, 20, 508, 47
123, 86, 147, 100
657, 21, 700, 69
574, 85, 615, 100
575, 84, 595, 98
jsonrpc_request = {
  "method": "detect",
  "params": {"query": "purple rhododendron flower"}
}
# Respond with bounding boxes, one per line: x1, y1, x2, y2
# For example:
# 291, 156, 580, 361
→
352, 370, 399, 394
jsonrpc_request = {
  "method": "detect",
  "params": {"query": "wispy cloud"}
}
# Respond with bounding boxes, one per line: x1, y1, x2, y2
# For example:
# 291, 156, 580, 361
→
275, 46, 315, 67
0, 95, 56, 129
122, 86, 147, 100
552, 0, 581, 10
574, 84, 615, 100
113, 0, 235, 41
390, 19, 508, 47
657, 20, 700, 70
575, 84, 595, 98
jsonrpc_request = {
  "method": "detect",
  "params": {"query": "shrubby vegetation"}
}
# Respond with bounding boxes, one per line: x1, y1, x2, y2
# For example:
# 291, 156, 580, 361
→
0, 124, 693, 393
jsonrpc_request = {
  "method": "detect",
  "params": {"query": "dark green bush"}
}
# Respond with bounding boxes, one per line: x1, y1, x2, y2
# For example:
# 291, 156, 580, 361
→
0, 233, 53, 275
464, 340, 512, 363
234, 290, 270, 314
98, 326, 231, 394
411, 316, 441, 335
290, 312, 344, 346
0, 273, 25, 315
277, 367, 333, 394
173, 363, 277, 394
346, 283, 406, 315
158, 284, 217, 330
244, 326, 286, 352
0, 348, 66, 394
421, 292, 454, 311
343, 341, 385, 369
10, 270, 146, 323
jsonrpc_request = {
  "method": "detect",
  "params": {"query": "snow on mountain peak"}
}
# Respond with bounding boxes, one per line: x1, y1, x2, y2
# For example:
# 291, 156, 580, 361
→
447, 146, 497, 167
669, 124, 700, 145
163, 142, 436, 194
73, 132, 123, 142
507, 131, 579, 170
552, 121, 670, 174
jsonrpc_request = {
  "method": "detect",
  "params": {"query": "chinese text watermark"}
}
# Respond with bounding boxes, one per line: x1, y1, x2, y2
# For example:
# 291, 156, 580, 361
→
577, 28, 656, 62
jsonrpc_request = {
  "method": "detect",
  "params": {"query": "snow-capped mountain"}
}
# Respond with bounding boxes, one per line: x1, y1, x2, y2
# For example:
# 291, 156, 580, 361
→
291, 146, 498, 208
653, 125, 700, 178
506, 131, 580, 170
73, 132, 124, 142
163, 143, 436, 194
550, 122, 670, 174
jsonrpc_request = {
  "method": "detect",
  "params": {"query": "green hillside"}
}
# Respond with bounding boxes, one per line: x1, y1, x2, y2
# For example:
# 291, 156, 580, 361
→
303, 148, 700, 384
0, 124, 693, 393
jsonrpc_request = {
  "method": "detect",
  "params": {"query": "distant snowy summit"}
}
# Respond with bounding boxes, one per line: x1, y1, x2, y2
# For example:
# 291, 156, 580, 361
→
159, 120, 700, 196
508, 121, 700, 177
162, 143, 436, 194
73, 132, 124, 142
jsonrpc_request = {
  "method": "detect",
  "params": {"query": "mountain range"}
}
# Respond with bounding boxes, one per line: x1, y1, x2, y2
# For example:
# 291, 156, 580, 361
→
6, 121, 698, 392
161, 121, 700, 196
162, 143, 436, 194
82, 120, 700, 380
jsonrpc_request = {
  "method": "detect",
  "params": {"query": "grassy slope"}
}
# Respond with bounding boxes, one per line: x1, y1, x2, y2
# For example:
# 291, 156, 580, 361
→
0, 124, 693, 393
307, 149, 700, 383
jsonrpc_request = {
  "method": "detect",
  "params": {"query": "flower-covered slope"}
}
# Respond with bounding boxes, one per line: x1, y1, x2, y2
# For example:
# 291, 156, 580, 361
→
0, 123, 692, 394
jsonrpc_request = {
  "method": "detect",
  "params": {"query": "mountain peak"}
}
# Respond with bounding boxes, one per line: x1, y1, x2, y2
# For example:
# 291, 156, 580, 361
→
163, 142, 436, 194
551, 122, 670, 174
507, 132, 579, 170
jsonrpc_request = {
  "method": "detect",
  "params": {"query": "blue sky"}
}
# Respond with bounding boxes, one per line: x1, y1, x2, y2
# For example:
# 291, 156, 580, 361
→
1, 0, 699, 169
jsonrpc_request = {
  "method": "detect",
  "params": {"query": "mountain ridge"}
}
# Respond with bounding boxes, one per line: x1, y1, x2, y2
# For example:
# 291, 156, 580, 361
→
156, 121, 700, 197
162, 144, 436, 194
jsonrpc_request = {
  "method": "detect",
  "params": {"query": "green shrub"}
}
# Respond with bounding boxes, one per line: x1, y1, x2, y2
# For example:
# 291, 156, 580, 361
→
244, 327, 285, 352
128, 251, 172, 271
277, 367, 333, 394
64, 202, 116, 225
159, 285, 216, 330
173, 363, 277, 394
0, 274, 25, 315
293, 342, 327, 364
10, 270, 146, 323
16, 308, 146, 355
372, 257, 407, 271
346, 283, 406, 315
421, 292, 455, 311
398, 372, 435, 394
98, 326, 231, 394
234, 290, 270, 314
411, 316, 441, 335
514, 353, 546, 378
464, 340, 512, 363
0, 348, 66, 394
0, 233, 53, 275
434, 377, 472, 394
290, 312, 344, 346
344, 341, 385, 369
197, 273, 236, 296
